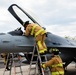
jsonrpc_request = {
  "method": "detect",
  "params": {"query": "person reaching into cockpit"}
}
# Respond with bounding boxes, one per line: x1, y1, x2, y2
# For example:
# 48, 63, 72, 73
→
23, 21, 47, 55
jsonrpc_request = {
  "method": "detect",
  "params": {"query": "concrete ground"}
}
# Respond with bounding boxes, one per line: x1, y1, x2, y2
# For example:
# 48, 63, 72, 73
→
0, 66, 30, 75
0, 57, 76, 75
0, 57, 38, 75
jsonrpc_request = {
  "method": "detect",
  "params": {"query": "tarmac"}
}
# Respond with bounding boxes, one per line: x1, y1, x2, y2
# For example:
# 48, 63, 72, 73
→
0, 57, 38, 75
0, 57, 76, 75
0, 65, 30, 75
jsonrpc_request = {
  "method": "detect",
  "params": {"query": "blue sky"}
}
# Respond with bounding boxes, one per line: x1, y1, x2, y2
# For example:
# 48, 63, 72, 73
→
0, 0, 76, 38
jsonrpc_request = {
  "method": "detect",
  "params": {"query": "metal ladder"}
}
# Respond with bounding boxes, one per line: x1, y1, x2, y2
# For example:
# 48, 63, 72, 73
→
3, 53, 23, 75
28, 44, 51, 75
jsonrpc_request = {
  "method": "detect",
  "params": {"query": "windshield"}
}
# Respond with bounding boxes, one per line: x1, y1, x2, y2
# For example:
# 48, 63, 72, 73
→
12, 5, 44, 27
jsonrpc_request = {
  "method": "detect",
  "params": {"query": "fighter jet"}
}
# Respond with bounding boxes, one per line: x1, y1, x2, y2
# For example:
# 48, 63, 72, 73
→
0, 4, 76, 68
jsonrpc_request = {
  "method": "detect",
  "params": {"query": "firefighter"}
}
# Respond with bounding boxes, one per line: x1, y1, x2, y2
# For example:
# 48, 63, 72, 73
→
23, 21, 47, 55
42, 48, 64, 75
1, 53, 10, 70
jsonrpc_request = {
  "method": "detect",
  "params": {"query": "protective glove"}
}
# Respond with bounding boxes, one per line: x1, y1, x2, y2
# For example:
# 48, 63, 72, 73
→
42, 64, 46, 69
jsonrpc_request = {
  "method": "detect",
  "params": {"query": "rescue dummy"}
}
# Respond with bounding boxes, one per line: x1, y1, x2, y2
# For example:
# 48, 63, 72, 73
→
42, 48, 64, 75
23, 21, 47, 55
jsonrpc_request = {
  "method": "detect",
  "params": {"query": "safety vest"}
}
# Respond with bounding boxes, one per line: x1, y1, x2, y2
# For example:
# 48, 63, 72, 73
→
30, 24, 46, 37
51, 63, 63, 67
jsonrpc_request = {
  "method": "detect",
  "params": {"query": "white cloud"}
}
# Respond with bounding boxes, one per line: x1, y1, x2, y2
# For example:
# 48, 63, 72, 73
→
0, 0, 76, 38
45, 24, 76, 37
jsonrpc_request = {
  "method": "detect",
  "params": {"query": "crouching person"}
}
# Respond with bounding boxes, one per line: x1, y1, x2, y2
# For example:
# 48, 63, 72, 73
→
42, 48, 64, 75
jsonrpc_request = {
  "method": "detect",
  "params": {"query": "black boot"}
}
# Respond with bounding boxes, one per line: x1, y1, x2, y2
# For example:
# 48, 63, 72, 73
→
40, 52, 45, 55
6, 67, 10, 70
44, 50, 48, 54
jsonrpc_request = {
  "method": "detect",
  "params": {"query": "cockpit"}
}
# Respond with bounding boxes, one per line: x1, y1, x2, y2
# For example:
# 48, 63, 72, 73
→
8, 4, 45, 36
8, 27, 23, 36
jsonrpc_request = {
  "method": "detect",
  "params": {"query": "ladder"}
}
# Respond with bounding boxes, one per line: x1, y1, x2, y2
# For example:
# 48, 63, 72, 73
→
3, 53, 23, 75
28, 44, 51, 75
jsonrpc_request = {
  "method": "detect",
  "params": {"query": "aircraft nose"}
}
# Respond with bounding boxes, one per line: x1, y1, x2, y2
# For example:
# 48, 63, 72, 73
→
0, 33, 13, 53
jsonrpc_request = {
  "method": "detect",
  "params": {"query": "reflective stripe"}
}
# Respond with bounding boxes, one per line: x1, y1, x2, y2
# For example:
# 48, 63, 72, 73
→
44, 48, 47, 51
39, 49, 47, 53
31, 25, 38, 35
51, 63, 63, 67
37, 41, 44, 53
35, 29, 44, 37
30, 24, 46, 37
37, 41, 43, 48
52, 71, 64, 75
41, 30, 46, 35
39, 50, 45, 53
52, 48, 59, 51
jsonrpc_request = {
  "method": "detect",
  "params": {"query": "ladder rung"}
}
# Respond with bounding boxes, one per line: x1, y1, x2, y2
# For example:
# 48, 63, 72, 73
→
15, 65, 21, 67
33, 55, 38, 56
31, 61, 37, 64
3, 53, 23, 75
30, 67, 36, 69
26, 52, 33, 54
29, 44, 49, 75
40, 55, 46, 56
42, 61, 47, 63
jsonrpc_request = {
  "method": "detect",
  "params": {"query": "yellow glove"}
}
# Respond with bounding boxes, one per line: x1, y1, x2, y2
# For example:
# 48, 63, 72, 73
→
42, 64, 46, 69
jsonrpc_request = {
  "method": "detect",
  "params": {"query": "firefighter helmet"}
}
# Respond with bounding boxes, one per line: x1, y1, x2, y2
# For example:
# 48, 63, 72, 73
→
23, 21, 29, 27
23, 21, 30, 30
50, 48, 60, 55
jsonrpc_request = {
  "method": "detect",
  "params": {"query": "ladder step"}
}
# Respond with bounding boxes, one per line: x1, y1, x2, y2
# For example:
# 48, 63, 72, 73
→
3, 53, 23, 75
30, 67, 36, 69
40, 55, 46, 56
15, 65, 21, 67
26, 52, 33, 54
28, 44, 51, 75
42, 61, 47, 63
31, 61, 37, 64
33, 55, 38, 56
